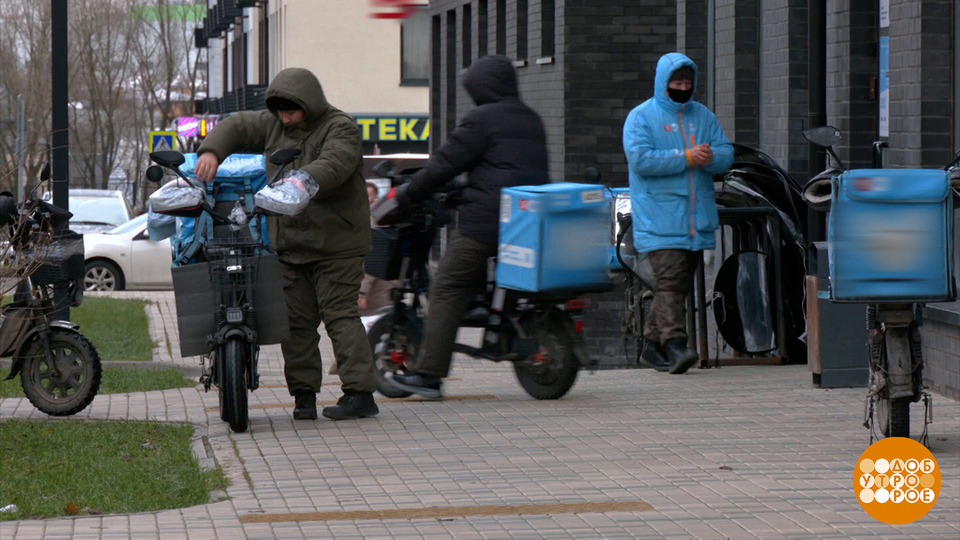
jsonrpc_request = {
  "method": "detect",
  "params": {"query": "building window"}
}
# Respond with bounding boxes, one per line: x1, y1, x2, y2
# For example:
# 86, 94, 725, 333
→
541, 0, 554, 57
446, 9, 457, 136
478, 0, 488, 57
259, 12, 269, 85
516, 0, 527, 59
462, 4, 472, 67
496, 0, 506, 55
401, 6, 430, 86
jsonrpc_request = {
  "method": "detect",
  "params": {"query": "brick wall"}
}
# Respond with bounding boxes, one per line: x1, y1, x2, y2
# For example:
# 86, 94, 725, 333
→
713, 0, 760, 148
825, 0, 877, 168
887, 0, 955, 168
921, 313, 960, 400
759, 0, 809, 176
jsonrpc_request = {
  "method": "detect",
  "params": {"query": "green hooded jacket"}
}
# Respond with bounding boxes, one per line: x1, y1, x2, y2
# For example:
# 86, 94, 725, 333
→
197, 68, 370, 263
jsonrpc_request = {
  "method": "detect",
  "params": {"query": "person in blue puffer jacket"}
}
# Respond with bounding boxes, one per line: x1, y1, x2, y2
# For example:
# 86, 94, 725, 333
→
623, 52, 734, 375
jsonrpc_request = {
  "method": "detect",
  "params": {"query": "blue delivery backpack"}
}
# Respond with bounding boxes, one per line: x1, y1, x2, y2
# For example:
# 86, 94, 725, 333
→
496, 183, 610, 292
171, 153, 270, 266
828, 168, 955, 302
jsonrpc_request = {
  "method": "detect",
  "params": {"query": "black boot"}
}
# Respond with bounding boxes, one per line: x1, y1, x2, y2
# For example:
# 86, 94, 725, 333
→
322, 391, 379, 420
639, 341, 670, 372
387, 372, 443, 399
664, 337, 698, 374
293, 392, 317, 420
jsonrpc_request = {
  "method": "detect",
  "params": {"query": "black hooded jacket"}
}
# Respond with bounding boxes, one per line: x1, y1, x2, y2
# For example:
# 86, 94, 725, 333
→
404, 55, 549, 246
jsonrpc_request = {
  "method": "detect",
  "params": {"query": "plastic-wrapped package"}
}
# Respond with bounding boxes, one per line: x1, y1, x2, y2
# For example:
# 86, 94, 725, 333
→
148, 179, 205, 217
146, 205, 177, 241
254, 169, 319, 216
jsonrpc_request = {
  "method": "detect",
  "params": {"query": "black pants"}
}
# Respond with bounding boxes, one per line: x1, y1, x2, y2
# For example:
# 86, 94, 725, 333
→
415, 230, 498, 378
644, 249, 700, 345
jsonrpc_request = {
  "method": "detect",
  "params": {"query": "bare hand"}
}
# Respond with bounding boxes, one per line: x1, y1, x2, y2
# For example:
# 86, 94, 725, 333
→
195, 152, 220, 183
691, 144, 713, 167
357, 296, 367, 311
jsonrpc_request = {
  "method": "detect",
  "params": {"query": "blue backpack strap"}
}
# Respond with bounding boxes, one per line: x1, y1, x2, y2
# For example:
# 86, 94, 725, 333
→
178, 212, 212, 265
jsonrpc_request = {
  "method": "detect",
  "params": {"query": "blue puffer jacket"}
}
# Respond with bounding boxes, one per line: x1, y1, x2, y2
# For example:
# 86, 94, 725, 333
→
623, 53, 733, 253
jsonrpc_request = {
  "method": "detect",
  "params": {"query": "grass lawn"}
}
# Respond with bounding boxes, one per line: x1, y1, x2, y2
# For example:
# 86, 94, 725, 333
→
0, 419, 226, 520
71, 296, 155, 361
0, 366, 196, 399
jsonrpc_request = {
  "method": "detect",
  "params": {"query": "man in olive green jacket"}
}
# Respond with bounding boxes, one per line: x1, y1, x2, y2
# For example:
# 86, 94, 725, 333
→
194, 67, 378, 421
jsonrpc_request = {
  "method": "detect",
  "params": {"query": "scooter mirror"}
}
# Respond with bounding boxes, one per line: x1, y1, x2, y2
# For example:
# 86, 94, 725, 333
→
802, 126, 842, 148
801, 177, 833, 213
269, 148, 302, 166
372, 160, 398, 179
39, 161, 51, 181
150, 150, 186, 168
145, 165, 165, 183
584, 167, 601, 183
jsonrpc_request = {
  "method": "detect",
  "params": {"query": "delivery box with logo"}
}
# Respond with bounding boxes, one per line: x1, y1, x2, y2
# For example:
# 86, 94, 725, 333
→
829, 169, 955, 302
496, 183, 610, 292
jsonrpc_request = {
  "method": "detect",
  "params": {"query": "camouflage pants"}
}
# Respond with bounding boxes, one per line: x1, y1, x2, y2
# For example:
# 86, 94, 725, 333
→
643, 249, 700, 345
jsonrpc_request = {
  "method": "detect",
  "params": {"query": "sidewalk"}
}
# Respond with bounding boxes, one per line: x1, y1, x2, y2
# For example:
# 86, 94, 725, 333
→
0, 290, 958, 539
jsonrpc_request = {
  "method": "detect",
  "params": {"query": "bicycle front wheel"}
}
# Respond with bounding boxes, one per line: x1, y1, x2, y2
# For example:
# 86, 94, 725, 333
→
218, 337, 249, 433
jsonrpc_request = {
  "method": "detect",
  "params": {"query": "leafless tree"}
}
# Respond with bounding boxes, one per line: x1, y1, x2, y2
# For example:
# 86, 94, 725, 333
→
0, 0, 205, 210
0, 0, 53, 193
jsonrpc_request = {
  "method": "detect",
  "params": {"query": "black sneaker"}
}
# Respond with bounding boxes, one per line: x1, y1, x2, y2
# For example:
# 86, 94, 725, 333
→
322, 391, 379, 420
639, 342, 670, 372
293, 392, 317, 420
386, 372, 443, 399
665, 337, 699, 375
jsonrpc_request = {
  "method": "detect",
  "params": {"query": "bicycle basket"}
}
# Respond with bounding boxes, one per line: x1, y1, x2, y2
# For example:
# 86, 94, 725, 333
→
27, 231, 85, 286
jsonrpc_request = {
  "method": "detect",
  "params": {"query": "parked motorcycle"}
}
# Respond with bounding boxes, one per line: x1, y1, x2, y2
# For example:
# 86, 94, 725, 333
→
1, 163, 102, 416
801, 125, 960, 442
146, 148, 303, 432
366, 162, 602, 400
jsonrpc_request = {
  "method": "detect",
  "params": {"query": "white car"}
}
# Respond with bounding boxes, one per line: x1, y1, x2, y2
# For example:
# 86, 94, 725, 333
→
83, 214, 173, 291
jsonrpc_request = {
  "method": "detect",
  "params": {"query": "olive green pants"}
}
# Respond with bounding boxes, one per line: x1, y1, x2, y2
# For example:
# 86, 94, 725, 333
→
279, 256, 375, 395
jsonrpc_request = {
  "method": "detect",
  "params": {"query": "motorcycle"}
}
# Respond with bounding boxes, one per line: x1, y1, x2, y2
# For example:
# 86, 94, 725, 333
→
366, 161, 601, 400
1, 163, 102, 416
801, 125, 960, 442
146, 148, 303, 432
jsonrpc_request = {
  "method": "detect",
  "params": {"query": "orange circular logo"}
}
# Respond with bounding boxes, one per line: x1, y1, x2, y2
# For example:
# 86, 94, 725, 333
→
854, 437, 940, 524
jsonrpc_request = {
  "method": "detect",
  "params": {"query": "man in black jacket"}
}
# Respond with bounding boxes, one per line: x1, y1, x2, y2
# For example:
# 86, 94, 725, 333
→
384, 55, 549, 398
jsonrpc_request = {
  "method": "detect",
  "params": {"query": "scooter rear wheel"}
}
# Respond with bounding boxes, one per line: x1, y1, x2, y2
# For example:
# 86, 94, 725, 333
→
514, 310, 580, 400
369, 308, 422, 398
19, 328, 102, 416
876, 396, 910, 439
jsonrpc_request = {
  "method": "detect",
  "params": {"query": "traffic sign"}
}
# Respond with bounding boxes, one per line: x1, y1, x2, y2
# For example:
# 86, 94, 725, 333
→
149, 130, 177, 152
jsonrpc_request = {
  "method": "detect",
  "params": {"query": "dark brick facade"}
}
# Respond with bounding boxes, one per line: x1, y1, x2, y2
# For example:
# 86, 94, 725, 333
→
427, 0, 960, 377
826, 0, 877, 169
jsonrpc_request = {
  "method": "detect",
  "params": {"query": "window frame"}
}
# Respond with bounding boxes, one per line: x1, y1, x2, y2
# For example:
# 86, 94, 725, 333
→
400, 6, 430, 86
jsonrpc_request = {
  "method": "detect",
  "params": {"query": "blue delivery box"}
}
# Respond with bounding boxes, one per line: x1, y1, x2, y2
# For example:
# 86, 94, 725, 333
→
828, 168, 955, 302
496, 183, 610, 292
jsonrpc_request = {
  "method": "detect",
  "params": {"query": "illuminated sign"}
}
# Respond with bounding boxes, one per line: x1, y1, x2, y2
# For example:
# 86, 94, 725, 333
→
355, 116, 430, 142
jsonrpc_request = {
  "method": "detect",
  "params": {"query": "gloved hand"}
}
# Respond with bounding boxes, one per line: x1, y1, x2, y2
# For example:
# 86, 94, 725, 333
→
372, 183, 412, 226
385, 183, 412, 207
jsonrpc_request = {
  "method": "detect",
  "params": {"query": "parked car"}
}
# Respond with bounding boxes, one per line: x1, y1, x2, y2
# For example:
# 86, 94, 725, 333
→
43, 189, 135, 234
83, 214, 173, 291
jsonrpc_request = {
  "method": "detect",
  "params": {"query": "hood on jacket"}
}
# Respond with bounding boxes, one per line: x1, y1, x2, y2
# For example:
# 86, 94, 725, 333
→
265, 68, 330, 126
654, 53, 699, 113
463, 55, 519, 105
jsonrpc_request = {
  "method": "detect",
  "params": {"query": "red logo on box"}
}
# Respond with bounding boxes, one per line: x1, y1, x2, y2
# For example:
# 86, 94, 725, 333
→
519, 199, 529, 210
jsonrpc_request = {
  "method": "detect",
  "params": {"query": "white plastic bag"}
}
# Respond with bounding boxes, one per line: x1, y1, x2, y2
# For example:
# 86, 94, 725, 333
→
254, 169, 319, 216
148, 179, 205, 216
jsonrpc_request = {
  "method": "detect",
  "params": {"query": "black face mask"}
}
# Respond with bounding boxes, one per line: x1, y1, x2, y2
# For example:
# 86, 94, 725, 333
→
667, 87, 693, 103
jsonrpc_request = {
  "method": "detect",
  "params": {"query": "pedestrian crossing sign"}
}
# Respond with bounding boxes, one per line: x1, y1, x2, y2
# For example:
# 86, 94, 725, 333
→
149, 131, 177, 152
